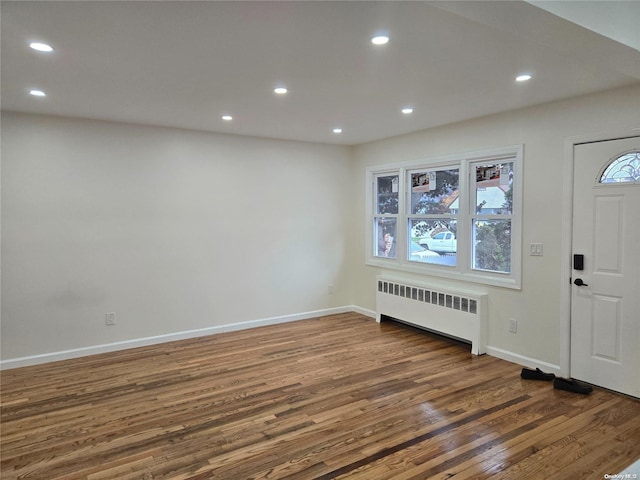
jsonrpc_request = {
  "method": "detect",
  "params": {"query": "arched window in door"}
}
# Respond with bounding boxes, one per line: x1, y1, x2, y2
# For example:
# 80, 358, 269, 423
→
599, 151, 640, 184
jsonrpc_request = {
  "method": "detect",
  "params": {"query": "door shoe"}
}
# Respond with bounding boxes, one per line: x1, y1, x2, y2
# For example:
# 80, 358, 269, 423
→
520, 367, 555, 381
553, 377, 593, 394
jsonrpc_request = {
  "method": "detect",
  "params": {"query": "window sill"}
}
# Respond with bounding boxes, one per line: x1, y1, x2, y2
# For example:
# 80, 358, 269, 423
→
366, 257, 521, 290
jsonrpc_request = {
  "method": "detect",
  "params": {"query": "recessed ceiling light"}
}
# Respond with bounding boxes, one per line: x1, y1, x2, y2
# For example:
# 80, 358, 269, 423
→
371, 35, 389, 46
221, 115, 233, 121
274, 87, 288, 95
333, 128, 343, 134
401, 107, 414, 114
516, 74, 532, 82
29, 89, 46, 97
29, 42, 54, 52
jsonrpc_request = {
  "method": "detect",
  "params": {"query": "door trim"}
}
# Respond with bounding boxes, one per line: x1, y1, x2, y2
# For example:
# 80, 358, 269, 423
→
560, 127, 640, 378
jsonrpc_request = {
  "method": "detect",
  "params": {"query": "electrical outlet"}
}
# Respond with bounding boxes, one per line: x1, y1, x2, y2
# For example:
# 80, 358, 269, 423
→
105, 312, 116, 326
328, 284, 335, 294
508, 319, 517, 333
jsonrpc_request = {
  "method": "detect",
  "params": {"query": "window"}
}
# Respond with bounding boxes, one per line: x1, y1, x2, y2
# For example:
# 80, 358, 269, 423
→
374, 174, 399, 258
599, 151, 640, 184
366, 146, 523, 289
472, 161, 514, 274
408, 167, 459, 267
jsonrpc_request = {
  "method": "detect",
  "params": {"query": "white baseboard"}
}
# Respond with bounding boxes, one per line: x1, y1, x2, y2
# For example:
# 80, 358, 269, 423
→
350, 305, 376, 318
485, 345, 561, 376
5, 308, 557, 374
1, 305, 369, 370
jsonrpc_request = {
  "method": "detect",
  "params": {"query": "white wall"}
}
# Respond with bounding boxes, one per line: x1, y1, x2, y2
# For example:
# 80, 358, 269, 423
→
1, 112, 354, 361
3, 84, 639, 369
352, 84, 640, 368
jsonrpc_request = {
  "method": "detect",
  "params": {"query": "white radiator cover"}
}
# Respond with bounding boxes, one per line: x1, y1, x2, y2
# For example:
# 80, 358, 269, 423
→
376, 275, 488, 355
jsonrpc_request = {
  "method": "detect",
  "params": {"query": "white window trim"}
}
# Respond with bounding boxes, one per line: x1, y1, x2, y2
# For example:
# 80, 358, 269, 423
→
366, 145, 523, 290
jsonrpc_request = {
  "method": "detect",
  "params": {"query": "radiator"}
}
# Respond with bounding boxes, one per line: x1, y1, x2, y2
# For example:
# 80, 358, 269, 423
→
376, 275, 488, 355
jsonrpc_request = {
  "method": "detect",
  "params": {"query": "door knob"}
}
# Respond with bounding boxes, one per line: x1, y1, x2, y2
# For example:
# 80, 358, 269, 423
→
573, 278, 589, 287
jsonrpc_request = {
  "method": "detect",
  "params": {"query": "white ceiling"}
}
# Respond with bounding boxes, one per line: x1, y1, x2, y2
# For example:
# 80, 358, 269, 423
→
2, 1, 639, 146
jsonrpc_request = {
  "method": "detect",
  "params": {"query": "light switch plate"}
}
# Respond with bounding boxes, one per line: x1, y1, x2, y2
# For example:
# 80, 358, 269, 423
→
530, 243, 543, 256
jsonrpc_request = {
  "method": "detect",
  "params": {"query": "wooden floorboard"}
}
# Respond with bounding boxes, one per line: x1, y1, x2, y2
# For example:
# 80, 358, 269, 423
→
1, 312, 639, 479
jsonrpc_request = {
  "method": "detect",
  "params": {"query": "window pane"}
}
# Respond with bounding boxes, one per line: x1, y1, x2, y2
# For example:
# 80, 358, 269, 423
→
410, 169, 459, 214
376, 175, 399, 214
600, 152, 640, 183
375, 217, 397, 258
473, 219, 511, 273
409, 219, 457, 266
475, 163, 513, 215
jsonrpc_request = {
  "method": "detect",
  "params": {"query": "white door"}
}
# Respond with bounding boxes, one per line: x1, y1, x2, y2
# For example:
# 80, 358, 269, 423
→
571, 136, 640, 398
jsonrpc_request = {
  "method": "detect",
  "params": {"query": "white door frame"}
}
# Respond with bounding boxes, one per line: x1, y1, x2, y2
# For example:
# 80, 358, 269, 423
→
559, 127, 640, 378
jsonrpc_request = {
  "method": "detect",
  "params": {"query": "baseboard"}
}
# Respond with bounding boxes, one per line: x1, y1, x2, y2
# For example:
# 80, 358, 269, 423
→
350, 305, 376, 318
485, 345, 561, 376
1, 305, 370, 370
1, 309, 561, 376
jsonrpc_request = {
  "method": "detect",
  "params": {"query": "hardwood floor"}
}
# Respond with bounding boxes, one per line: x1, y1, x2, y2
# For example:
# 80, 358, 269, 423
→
2, 312, 639, 479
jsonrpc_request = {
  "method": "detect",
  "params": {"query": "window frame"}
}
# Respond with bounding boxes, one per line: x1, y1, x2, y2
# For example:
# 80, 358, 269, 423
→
372, 171, 401, 259
407, 165, 462, 268
366, 145, 523, 289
